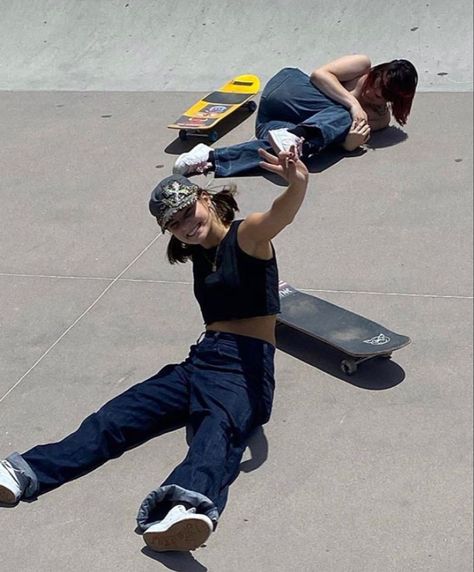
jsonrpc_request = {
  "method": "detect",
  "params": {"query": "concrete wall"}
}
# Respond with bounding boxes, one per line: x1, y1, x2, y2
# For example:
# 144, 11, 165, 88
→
0, 0, 472, 91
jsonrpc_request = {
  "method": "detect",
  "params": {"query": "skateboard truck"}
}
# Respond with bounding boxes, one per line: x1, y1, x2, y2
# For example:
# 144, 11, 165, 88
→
340, 353, 392, 375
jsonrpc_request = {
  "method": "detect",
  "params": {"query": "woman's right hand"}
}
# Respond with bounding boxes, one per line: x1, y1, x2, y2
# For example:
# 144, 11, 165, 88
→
349, 102, 369, 125
259, 146, 308, 186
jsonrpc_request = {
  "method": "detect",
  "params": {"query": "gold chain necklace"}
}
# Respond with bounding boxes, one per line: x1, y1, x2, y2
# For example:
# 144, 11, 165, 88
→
202, 223, 228, 272
202, 245, 220, 272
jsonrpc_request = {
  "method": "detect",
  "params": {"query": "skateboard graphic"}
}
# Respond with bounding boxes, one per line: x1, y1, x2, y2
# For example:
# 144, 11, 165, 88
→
277, 282, 411, 375
168, 74, 260, 142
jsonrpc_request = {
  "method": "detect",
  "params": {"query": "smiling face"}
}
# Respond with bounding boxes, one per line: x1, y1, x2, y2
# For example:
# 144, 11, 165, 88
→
166, 193, 214, 245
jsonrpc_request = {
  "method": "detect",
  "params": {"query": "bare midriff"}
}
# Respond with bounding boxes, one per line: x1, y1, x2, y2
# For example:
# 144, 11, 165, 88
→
207, 315, 277, 346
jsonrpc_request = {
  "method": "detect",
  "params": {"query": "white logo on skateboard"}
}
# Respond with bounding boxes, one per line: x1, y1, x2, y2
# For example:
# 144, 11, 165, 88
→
279, 287, 293, 298
278, 281, 294, 298
363, 333, 391, 345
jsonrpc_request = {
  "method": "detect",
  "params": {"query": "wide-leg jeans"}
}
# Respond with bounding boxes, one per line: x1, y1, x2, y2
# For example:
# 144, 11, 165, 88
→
7, 331, 275, 529
213, 67, 352, 177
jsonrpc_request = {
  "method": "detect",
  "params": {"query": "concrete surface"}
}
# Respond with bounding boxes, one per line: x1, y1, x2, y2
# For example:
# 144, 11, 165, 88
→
0, 2, 472, 572
0, 0, 472, 92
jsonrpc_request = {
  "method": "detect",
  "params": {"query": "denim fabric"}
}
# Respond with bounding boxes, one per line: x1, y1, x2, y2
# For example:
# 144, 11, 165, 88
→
137, 484, 219, 531
10, 331, 275, 527
213, 67, 352, 177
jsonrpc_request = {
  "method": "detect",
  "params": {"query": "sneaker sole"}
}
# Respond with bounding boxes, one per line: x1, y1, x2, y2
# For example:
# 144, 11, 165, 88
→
0, 484, 17, 505
143, 518, 211, 552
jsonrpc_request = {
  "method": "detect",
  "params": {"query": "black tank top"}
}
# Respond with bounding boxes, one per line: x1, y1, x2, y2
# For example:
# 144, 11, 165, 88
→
192, 220, 280, 324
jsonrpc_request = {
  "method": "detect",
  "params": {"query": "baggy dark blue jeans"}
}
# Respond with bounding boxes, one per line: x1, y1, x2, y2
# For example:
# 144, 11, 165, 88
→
213, 67, 352, 177
7, 331, 275, 530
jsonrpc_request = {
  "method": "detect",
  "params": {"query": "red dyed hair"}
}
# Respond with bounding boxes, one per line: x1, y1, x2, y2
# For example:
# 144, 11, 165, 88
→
362, 59, 418, 125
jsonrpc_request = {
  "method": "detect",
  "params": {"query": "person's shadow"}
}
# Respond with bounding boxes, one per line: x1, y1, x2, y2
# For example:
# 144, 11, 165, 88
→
263, 125, 409, 185
141, 547, 209, 571
365, 125, 408, 150
184, 424, 268, 473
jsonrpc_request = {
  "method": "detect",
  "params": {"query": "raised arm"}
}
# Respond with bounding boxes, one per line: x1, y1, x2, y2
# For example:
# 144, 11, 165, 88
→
310, 54, 372, 124
238, 147, 309, 251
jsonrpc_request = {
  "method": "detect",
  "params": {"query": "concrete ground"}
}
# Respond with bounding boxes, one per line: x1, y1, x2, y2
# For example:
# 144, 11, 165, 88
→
0, 2, 472, 571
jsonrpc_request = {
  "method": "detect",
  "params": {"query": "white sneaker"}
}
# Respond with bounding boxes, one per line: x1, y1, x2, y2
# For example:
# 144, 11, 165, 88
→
0, 459, 24, 504
268, 128, 303, 155
143, 504, 213, 552
173, 143, 214, 176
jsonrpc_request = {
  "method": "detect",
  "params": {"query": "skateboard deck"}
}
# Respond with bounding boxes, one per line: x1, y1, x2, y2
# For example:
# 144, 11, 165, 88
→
168, 74, 260, 141
277, 281, 411, 374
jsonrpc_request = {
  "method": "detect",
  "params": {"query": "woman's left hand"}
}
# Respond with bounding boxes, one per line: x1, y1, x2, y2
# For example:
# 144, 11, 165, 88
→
341, 120, 371, 151
259, 146, 309, 186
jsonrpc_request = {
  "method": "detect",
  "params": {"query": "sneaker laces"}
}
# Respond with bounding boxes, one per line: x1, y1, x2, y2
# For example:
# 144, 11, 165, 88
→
282, 132, 304, 156
194, 161, 211, 175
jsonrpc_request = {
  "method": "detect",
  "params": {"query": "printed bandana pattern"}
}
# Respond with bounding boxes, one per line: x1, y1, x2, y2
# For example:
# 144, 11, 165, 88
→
155, 179, 199, 231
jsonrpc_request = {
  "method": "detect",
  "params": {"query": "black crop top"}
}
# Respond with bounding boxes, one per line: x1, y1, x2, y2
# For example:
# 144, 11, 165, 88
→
192, 220, 280, 324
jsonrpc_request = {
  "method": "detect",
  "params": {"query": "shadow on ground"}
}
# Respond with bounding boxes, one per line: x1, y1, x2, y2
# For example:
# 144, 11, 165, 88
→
164, 124, 409, 186
185, 425, 268, 474
137, 428, 268, 570
165, 107, 257, 154
141, 546, 208, 571
365, 125, 409, 150
276, 325, 407, 390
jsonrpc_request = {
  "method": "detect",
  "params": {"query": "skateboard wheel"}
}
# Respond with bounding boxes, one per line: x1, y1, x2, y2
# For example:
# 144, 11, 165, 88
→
178, 130, 188, 141
246, 101, 257, 112
208, 131, 218, 142
340, 359, 357, 375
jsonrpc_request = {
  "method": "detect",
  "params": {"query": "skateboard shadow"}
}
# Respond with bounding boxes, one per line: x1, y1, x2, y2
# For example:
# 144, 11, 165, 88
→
141, 547, 208, 571
276, 324, 407, 389
164, 107, 257, 155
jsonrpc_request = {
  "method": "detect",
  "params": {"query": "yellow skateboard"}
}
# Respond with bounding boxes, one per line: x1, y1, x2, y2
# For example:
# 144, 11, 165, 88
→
168, 74, 260, 142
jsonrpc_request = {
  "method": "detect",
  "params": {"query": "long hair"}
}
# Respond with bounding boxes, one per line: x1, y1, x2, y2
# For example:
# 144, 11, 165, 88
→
362, 59, 418, 126
166, 184, 239, 264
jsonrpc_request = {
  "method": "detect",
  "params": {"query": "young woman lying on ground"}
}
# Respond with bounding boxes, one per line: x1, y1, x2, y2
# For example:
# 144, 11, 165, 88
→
173, 55, 418, 178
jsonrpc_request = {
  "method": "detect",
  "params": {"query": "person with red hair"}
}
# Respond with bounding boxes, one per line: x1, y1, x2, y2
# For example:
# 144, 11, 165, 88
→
173, 55, 418, 178
312, 55, 417, 129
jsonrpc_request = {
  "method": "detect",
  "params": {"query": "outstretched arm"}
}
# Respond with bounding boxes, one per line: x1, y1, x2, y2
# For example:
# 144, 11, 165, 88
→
239, 147, 309, 250
310, 54, 371, 124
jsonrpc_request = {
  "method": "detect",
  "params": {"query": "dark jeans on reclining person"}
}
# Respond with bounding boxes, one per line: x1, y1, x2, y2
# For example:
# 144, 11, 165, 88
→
7, 331, 275, 530
213, 67, 352, 177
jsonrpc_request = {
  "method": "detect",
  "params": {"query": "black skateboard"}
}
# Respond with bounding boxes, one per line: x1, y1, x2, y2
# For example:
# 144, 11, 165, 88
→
277, 281, 411, 374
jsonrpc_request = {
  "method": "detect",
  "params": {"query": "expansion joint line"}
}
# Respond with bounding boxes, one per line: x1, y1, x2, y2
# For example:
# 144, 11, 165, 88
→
0, 234, 161, 405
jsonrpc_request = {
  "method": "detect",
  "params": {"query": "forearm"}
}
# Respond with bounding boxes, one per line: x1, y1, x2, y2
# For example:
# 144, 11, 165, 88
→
310, 70, 358, 110
269, 180, 308, 227
251, 150, 310, 241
